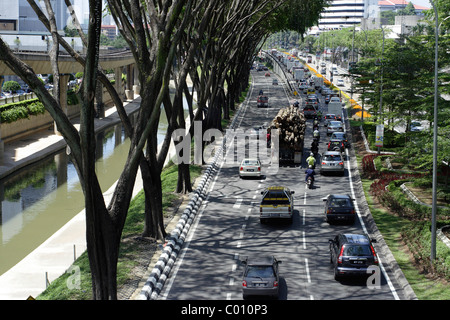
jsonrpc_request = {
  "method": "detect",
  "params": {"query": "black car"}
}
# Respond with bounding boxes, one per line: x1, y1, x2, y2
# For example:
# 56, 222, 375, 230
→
329, 233, 378, 281
241, 256, 282, 299
323, 194, 356, 224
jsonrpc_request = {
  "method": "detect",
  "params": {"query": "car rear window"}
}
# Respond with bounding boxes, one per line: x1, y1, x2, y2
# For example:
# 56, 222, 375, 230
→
243, 160, 259, 165
262, 190, 290, 205
323, 154, 342, 161
246, 266, 275, 278
329, 198, 352, 207
343, 245, 372, 256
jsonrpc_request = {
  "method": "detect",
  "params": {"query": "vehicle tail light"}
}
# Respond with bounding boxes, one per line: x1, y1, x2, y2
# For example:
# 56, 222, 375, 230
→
258, 167, 261, 171
337, 246, 344, 264
273, 280, 279, 287
339, 162, 344, 165
322, 162, 326, 165
350, 209, 355, 214
327, 142, 331, 149
240, 167, 243, 171
242, 280, 247, 287
370, 245, 379, 264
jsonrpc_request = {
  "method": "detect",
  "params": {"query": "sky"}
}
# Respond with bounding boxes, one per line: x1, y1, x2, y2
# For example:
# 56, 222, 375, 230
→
410, 0, 431, 8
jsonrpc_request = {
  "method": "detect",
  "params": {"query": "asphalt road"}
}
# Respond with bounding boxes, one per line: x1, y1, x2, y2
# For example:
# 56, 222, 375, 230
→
159, 69, 411, 301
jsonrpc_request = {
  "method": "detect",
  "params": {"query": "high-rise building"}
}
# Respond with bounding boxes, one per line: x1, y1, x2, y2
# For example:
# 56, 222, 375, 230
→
317, 0, 367, 30
0, 0, 69, 33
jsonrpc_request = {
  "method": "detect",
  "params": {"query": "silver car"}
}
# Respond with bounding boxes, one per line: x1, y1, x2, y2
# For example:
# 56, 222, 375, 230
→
320, 151, 344, 175
327, 120, 343, 136
241, 256, 282, 299
239, 158, 261, 178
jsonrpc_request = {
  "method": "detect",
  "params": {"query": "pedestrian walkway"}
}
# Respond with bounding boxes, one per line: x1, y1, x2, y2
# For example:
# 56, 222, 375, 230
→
0, 96, 143, 300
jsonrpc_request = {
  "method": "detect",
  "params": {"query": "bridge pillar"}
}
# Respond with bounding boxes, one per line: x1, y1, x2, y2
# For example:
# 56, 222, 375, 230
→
125, 64, 134, 101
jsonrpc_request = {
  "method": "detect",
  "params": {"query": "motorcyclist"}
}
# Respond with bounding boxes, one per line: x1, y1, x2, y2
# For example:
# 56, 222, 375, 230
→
313, 128, 320, 141
311, 140, 319, 155
306, 152, 316, 168
313, 117, 320, 130
305, 165, 315, 183
259, 89, 263, 95
317, 110, 322, 120
293, 101, 299, 108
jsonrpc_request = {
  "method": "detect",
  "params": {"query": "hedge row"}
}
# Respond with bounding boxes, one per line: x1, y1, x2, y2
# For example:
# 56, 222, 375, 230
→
0, 91, 79, 123
0, 99, 45, 123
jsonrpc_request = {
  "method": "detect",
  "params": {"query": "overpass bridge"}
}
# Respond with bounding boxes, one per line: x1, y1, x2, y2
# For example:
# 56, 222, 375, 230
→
0, 49, 140, 164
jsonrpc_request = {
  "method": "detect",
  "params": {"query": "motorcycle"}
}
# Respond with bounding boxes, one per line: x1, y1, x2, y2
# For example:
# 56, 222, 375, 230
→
306, 176, 314, 189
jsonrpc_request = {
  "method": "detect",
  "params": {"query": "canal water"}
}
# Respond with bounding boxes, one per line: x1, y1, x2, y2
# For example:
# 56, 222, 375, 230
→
0, 105, 183, 276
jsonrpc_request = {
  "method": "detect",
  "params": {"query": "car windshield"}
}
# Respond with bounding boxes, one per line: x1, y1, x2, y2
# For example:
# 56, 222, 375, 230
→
329, 198, 351, 207
323, 154, 342, 161
246, 266, 275, 278
344, 245, 372, 256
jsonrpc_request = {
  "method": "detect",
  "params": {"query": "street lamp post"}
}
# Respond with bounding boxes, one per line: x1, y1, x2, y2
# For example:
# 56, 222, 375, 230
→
378, 26, 385, 155
429, 1, 450, 262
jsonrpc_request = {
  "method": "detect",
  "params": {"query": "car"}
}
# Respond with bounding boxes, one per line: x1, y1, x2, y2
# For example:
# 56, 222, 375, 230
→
239, 158, 261, 178
323, 194, 356, 224
327, 138, 345, 152
321, 68, 326, 75
241, 256, 282, 299
409, 121, 424, 132
331, 131, 350, 148
337, 79, 345, 86
324, 114, 336, 123
329, 233, 378, 280
272, 78, 278, 85
320, 151, 344, 175
265, 72, 271, 77
303, 105, 317, 118
259, 186, 294, 223
327, 121, 343, 135
305, 96, 319, 108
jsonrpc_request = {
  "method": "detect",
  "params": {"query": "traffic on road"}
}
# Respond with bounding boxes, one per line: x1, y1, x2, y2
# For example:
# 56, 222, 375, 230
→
158, 53, 408, 301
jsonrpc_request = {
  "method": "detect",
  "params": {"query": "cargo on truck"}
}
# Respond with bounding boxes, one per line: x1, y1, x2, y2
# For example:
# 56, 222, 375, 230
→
269, 106, 306, 164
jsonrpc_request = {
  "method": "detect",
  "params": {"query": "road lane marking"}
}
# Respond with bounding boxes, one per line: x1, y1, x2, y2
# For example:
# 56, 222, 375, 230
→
305, 258, 311, 283
303, 231, 306, 250
302, 209, 306, 226
233, 198, 242, 209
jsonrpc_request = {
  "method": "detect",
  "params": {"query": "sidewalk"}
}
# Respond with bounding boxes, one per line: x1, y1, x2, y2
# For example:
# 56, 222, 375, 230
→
0, 96, 143, 300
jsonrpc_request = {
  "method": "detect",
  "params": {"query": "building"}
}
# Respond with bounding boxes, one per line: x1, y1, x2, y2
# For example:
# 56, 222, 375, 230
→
315, 0, 429, 32
0, 0, 69, 33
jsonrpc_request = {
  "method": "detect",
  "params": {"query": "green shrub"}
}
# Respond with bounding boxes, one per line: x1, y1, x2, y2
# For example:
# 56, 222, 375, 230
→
2, 80, 21, 92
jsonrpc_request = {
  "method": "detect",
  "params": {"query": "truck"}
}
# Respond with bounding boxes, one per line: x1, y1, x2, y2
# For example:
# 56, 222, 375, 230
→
269, 106, 306, 164
293, 68, 305, 81
313, 75, 324, 90
327, 97, 342, 120
259, 186, 295, 223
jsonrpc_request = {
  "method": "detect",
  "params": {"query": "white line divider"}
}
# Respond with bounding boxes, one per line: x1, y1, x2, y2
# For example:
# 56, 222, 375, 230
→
138, 76, 254, 300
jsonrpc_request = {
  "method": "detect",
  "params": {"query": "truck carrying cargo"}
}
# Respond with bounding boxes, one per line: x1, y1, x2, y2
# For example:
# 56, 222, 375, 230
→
327, 98, 342, 119
269, 106, 306, 164
313, 75, 324, 89
294, 68, 305, 81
